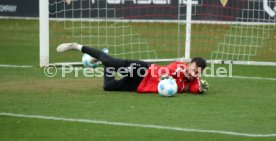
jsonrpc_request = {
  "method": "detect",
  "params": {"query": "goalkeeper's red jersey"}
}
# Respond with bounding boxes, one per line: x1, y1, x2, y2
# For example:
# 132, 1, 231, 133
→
137, 62, 200, 94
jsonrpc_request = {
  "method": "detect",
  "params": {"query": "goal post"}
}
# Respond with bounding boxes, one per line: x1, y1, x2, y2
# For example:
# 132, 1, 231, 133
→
184, 0, 192, 59
40, 0, 276, 67
39, 0, 49, 67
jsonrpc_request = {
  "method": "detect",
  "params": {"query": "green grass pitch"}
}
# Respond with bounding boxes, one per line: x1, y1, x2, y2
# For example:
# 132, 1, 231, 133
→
0, 19, 276, 141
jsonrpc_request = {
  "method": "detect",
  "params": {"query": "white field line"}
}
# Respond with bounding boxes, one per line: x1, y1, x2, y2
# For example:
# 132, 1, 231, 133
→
0, 112, 276, 138
57, 68, 276, 81
210, 76, 276, 81
0, 16, 275, 26
0, 64, 275, 81
231, 76, 276, 81
0, 64, 33, 68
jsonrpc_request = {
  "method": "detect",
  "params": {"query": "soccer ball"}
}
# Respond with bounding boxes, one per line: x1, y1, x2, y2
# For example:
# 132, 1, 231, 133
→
82, 53, 98, 68
158, 79, 178, 97
65, 0, 72, 5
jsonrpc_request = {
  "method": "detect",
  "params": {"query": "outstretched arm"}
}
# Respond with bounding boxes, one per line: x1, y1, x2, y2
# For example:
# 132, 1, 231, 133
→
199, 79, 209, 94
189, 78, 209, 94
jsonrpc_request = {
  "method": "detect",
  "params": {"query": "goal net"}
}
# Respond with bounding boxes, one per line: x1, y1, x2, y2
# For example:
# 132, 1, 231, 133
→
41, 0, 276, 66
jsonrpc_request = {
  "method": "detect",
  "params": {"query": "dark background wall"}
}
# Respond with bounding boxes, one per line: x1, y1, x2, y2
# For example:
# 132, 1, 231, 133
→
0, 0, 275, 22
0, 0, 38, 17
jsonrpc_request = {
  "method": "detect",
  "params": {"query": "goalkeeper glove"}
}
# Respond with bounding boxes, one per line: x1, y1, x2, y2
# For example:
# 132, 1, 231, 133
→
199, 79, 209, 94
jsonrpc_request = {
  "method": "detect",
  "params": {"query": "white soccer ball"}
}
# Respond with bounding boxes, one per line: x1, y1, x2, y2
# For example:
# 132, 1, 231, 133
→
158, 79, 178, 97
82, 53, 98, 68
65, 0, 72, 5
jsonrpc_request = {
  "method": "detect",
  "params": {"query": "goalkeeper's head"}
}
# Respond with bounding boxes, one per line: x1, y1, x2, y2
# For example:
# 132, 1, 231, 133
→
186, 57, 206, 81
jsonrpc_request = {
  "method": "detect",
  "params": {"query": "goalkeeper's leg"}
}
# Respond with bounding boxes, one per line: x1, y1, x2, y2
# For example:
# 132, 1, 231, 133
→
103, 67, 143, 91
81, 46, 129, 69
56, 43, 150, 91
81, 45, 151, 71
81, 46, 150, 91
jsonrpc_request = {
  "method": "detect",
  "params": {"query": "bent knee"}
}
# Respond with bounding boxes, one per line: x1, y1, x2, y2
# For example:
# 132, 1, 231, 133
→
103, 84, 116, 91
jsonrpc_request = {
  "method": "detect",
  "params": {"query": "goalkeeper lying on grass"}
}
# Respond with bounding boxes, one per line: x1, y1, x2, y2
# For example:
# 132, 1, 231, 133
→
57, 43, 209, 94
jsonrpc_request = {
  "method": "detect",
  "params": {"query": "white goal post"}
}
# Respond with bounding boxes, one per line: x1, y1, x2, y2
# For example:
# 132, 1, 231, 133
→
40, 0, 276, 67
39, 0, 49, 67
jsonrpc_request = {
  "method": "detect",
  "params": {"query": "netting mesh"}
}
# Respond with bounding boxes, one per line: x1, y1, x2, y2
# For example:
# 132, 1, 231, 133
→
210, 0, 276, 61
48, 0, 276, 63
